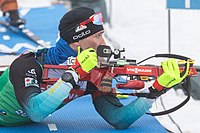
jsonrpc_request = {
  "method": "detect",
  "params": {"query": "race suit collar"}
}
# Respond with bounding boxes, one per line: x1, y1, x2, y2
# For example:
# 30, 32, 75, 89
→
46, 37, 77, 65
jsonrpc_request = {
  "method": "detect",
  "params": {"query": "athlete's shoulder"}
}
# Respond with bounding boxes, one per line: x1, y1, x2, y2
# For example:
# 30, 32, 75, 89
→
10, 51, 41, 73
12, 51, 36, 65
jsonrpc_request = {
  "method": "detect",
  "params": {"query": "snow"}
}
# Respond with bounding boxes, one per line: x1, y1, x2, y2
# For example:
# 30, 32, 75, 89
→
106, 0, 200, 66
105, 0, 200, 133
1, 0, 200, 132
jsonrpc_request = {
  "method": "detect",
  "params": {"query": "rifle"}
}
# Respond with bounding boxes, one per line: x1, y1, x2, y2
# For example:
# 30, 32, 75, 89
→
41, 45, 198, 116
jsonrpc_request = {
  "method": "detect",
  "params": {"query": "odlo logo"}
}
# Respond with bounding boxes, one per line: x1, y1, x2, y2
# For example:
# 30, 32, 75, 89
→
73, 30, 91, 40
81, 55, 89, 64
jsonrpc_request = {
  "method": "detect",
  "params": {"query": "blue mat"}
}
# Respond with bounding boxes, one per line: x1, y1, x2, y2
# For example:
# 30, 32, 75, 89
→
0, 4, 167, 133
1, 96, 167, 133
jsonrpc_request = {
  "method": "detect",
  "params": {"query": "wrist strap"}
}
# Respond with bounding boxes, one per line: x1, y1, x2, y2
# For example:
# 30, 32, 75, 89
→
70, 59, 88, 79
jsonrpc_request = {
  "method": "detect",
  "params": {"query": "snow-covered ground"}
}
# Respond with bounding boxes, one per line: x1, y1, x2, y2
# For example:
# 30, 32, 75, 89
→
1, 0, 200, 132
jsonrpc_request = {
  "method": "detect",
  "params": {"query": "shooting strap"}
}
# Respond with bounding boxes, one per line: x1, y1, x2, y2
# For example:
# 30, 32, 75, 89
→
35, 48, 48, 65
147, 77, 191, 116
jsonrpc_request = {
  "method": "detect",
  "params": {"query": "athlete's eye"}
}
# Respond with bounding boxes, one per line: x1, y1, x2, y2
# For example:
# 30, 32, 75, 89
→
96, 34, 101, 39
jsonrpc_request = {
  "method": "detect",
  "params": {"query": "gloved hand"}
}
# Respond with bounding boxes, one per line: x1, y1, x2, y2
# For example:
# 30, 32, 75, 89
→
98, 72, 113, 92
152, 58, 190, 91
98, 72, 129, 99
71, 46, 98, 79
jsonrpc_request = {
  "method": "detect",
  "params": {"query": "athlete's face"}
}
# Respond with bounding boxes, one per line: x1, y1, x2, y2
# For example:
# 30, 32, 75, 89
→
79, 30, 106, 51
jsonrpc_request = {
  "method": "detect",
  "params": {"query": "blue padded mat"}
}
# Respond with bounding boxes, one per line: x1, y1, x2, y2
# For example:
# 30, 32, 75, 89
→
1, 96, 167, 133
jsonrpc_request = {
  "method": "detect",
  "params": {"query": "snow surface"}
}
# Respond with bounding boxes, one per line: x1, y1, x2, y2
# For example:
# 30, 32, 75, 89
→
0, 0, 200, 132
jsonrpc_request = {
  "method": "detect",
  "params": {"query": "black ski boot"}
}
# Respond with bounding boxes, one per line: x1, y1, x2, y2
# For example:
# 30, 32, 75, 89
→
3, 10, 26, 28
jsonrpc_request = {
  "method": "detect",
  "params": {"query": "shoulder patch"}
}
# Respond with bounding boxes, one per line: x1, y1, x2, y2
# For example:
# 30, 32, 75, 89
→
25, 77, 39, 87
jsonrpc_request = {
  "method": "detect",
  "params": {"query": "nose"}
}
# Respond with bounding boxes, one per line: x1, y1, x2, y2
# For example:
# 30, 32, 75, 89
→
99, 37, 106, 46
95, 37, 106, 51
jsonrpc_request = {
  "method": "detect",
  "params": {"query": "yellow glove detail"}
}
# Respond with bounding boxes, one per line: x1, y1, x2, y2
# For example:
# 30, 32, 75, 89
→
157, 58, 190, 88
77, 46, 98, 73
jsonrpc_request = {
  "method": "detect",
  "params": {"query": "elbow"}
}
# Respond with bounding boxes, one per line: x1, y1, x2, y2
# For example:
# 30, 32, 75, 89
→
28, 111, 47, 122
102, 113, 133, 130
107, 118, 132, 130
103, 108, 143, 130
30, 118, 43, 123
113, 124, 130, 130
26, 99, 49, 122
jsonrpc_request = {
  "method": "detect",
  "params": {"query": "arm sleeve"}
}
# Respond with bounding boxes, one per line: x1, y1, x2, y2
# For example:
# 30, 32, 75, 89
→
92, 94, 153, 129
9, 53, 73, 122
85, 80, 153, 129
26, 79, 73, 122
